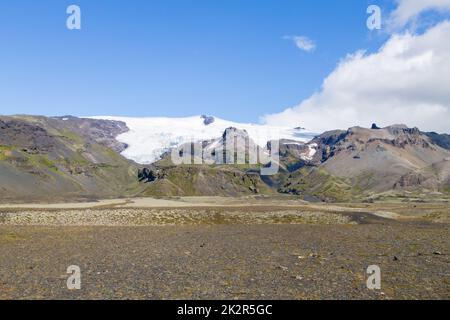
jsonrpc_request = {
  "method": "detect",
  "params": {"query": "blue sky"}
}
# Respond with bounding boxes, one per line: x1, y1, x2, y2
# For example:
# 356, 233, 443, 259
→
0, 0, 425, 123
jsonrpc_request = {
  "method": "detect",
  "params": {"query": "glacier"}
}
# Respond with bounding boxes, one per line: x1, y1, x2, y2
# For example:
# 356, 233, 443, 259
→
90, 115, 317, 164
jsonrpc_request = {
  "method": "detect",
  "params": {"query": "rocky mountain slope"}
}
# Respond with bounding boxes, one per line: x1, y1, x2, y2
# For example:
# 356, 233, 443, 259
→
0, 115, 140, 202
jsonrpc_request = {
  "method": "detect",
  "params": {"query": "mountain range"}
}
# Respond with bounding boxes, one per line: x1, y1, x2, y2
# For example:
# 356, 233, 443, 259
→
1, 114, 449, 202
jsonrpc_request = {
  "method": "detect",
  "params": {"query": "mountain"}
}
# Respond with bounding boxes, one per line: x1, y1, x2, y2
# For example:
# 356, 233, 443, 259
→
274, 125, 450, 201
0, 115, 142, 202
136, 127, 276, 196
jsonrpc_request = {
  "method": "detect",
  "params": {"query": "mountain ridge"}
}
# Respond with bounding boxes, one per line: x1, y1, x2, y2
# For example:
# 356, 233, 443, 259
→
1, 115, 449, 202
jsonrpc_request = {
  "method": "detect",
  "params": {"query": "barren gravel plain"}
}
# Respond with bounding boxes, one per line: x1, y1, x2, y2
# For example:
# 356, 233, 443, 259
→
0, 197, 448, 300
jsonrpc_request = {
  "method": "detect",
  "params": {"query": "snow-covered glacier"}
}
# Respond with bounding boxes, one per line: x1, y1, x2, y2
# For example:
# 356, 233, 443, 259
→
90, 115, 317, 164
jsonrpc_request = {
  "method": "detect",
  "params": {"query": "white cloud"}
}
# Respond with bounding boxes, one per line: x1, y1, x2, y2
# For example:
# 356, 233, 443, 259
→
389, 0, 450, 29
284, 35, 316, 52
264, 21, 450, 134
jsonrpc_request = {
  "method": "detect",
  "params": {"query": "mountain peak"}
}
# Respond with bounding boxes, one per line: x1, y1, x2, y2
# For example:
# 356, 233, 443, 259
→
222, 127, 248, 139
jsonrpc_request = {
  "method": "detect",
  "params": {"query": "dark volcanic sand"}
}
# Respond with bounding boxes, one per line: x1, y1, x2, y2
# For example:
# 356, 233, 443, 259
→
0, 221, 448, 300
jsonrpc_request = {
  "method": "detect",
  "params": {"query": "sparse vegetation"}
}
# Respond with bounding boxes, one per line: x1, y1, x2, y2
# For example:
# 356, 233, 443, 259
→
0, 199, 448, 299
0, 146, 13, 161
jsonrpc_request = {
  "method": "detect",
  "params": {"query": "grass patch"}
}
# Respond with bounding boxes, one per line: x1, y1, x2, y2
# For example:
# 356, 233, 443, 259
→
0, 231, 25, 244
59, 129, 85, 146
0, 146, 13, 161
38, 156, 59, 172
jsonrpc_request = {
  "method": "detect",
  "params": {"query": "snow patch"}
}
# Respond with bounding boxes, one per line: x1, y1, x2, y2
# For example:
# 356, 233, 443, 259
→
300, 143, 318, 161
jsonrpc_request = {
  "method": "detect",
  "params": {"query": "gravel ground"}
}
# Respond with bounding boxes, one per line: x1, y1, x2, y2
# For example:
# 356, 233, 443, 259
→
0, 208, 448, 300
0, 208, 354, 226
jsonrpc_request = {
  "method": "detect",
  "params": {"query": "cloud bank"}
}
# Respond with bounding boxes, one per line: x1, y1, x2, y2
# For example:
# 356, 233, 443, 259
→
264, 21, 450, 133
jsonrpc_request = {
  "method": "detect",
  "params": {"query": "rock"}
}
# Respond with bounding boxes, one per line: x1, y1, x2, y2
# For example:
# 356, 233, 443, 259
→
433, 251, 442, 255
201, 115, 215, 126
222, 127, 248, 140
394, 172, 439, 190
138, 167, 166, 183
371, 123, 381, 130
138, 168, 156, 182
249, 186, 259, 194
393, 256, 399, 261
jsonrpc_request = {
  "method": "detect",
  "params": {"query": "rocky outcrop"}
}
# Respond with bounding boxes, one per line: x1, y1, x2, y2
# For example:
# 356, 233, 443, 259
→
201, 115, 215, 126
138, 167, 167, 183
371, 123, 381, 130
394, 172, 439, 191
